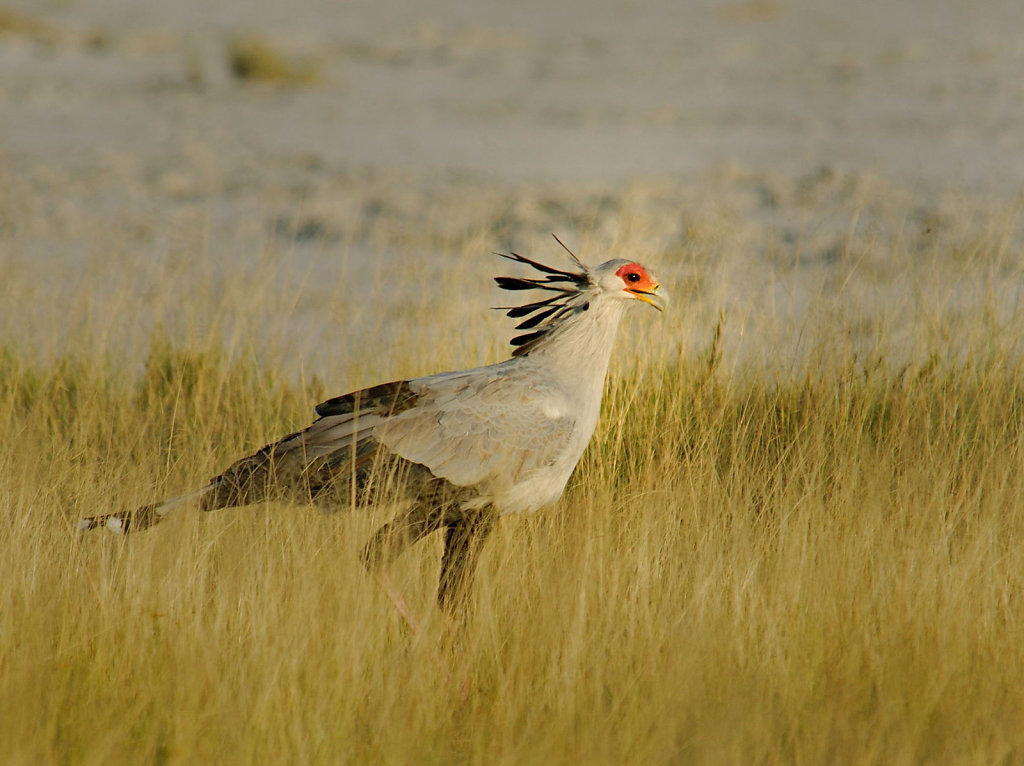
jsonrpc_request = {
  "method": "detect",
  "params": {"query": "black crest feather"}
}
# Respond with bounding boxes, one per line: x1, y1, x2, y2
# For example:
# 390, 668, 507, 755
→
493, 241, 592, 357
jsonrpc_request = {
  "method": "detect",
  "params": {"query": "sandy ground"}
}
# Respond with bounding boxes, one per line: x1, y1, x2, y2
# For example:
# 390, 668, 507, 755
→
2, 0, 1024, 373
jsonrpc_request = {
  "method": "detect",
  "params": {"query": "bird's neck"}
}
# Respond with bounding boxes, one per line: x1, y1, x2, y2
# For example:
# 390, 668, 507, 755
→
524, 297, 627, 402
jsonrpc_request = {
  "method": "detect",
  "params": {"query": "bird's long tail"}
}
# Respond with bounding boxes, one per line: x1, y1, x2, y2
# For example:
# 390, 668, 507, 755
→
77, 485, 216, 534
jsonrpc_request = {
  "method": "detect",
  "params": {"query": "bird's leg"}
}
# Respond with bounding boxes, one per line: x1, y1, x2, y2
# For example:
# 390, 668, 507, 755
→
361, 502, 495, 639
434, 507, 497, 701
361, 504, 445, 636
438, 507, 498, 625
371, 569, 425, 639
361, 507, 439, 570
362, 507, 468, 684
371, 568, 460, 687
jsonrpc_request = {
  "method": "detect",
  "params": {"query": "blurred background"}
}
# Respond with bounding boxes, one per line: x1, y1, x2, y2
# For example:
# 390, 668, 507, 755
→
2, 0, 1023, 373
7, 6, 1024, 762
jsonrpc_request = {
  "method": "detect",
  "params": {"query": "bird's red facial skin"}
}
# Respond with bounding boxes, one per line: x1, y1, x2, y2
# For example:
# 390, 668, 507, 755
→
615, 262, 659, 294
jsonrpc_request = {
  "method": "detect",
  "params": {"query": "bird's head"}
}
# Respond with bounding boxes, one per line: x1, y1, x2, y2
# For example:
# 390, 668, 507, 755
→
494, 237, 668, 356
593, 259, 669, 312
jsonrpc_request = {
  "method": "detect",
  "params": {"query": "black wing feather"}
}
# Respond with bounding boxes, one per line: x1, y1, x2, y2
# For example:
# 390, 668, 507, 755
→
314, 380, 419, 419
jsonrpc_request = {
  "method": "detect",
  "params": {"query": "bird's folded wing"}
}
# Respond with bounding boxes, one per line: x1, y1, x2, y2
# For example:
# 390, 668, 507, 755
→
262, 371, 574, 493
374, 371, 575, 490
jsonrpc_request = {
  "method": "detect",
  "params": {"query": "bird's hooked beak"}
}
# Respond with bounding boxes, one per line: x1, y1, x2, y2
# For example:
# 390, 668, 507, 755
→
628, 283, 669, 312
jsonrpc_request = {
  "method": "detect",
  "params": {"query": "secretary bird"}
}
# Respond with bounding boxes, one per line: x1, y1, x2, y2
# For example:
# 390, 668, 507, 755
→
79, 238, 667, 620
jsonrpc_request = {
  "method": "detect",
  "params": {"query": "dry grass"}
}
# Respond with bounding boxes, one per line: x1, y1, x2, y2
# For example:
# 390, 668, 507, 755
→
227, 36, 322, 85
3, 213, 1024, 764
0, 9, 56, 43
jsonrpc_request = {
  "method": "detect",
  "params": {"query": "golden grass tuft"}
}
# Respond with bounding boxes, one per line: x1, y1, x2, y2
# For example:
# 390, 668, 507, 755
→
0, 9, 56, 43
227, 36, 322, 86
3, 213, 1024, 763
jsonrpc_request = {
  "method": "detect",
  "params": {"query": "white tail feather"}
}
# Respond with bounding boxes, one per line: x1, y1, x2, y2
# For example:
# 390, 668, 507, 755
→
77, 483, 219, 534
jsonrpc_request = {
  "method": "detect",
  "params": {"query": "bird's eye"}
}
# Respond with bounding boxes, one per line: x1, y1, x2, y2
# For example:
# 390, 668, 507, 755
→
625, 272, 642, 283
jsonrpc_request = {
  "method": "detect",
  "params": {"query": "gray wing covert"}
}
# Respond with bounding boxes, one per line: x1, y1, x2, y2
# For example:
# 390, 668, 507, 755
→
374, 371, 575, 491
